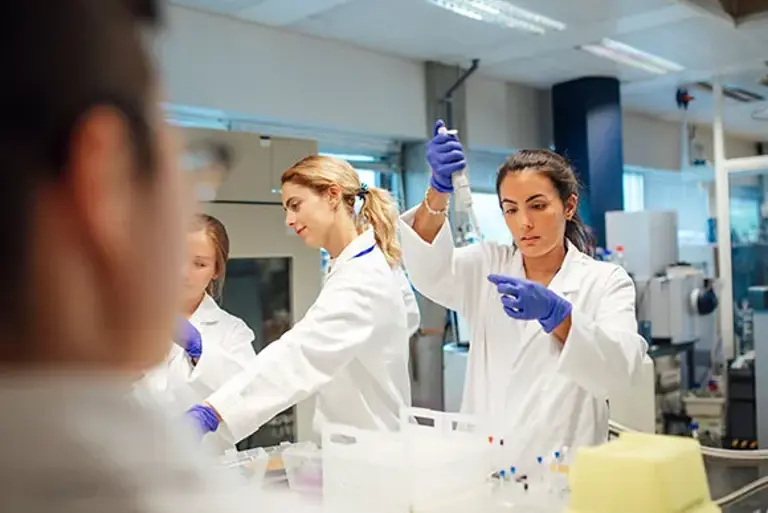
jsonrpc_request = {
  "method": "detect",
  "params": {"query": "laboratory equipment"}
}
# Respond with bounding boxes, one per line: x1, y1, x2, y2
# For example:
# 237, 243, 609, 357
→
683, 385, 726, 445
636, 264, 717, 344
749, 285, 768, 450
606, 210, 719, 345
605, 210, 679, 280
567, 432, 719, 513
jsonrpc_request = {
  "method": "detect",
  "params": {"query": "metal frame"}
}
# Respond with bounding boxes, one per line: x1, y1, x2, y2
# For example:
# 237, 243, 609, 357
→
712, 82, 768, 358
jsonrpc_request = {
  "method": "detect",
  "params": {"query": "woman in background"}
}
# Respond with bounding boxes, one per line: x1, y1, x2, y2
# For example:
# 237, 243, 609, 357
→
138, 214, 258, 452
187, 156, 412, 444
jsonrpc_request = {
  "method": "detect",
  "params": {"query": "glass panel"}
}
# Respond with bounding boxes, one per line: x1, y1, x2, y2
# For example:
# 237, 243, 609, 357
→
729, 171, 768, 356
221, 257, 295, 448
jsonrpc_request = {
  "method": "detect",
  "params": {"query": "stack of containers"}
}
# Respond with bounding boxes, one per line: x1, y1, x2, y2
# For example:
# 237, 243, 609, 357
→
322, 407, 494, 513
219, 447, 270, 488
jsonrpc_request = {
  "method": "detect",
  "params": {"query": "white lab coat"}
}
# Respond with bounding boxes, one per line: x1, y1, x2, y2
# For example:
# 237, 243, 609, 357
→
399, 208, 648, 465
394, 266, 421, 338
135, 294, 257, 452
207, 228, 412, 443
0, 374, 259, 513
324, 260, 421, 339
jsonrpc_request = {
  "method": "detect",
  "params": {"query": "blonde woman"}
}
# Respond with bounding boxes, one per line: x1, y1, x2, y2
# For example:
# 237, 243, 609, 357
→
187, 156, 412, 443
136, 214, 257, 454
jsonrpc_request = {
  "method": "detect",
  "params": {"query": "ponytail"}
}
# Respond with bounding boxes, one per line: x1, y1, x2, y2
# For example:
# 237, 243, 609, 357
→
357, 187, 402, 268
565, 212, 595, 257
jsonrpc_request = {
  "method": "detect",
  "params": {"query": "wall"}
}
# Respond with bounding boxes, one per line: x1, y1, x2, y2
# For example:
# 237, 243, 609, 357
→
160, 6, 761, 163
158, 5, 426, 140
465, 75, 552, 151
622, 112, 759, 170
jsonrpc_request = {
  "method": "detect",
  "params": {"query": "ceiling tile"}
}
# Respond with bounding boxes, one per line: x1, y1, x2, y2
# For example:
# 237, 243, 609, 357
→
508, 0, 678, 26
291, 0, 533, 62
617, 16, 765, 71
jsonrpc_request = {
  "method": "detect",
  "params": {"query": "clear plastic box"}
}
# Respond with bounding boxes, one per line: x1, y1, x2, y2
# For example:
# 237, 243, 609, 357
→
220, 447, 269, 488
322, 408, 493, 513
282, 442, 323, 495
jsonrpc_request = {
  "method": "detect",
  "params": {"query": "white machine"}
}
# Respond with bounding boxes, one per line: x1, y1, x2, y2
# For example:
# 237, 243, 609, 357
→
606, 210, 718, 344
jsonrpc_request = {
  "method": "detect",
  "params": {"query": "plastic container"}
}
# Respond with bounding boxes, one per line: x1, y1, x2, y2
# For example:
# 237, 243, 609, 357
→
219, 447, 269, 488
282, 442, 323, 495
683, 394, 725, 418
322, 408, 493, 513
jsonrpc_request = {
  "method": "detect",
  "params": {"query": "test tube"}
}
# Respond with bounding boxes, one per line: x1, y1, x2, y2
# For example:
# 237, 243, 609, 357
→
690, 422, 700, 440
536, 456, 546, 489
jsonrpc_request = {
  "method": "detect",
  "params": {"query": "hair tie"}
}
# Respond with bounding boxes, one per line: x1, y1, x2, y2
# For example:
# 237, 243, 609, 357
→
357, 183, 370, 199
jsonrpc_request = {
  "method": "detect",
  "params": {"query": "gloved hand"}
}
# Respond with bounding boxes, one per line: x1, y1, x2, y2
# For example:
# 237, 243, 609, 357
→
175, 318, 202, 360
487, 274, 572, 334
186, 404, 220, 436
426, 119, 466, 193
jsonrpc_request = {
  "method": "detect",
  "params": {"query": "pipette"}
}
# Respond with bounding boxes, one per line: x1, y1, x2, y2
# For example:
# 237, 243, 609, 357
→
436, 125, 483, 240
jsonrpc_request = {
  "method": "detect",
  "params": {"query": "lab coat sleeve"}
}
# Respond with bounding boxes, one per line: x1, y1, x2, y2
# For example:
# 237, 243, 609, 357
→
394, 266, 421, 338
205, 276, 379, 443
557, 266, 649, 400
398, 206, 486, 314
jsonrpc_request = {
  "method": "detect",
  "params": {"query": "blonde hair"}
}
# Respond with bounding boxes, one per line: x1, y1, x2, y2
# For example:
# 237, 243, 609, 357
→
282, 155, 401, 267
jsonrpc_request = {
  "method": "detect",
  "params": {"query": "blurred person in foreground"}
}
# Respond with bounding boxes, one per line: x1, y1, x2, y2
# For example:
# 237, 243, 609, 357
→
0, 1, 257, 511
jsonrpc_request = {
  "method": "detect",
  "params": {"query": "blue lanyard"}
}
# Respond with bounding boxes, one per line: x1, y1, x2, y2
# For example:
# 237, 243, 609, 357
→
352, 244, 376, 259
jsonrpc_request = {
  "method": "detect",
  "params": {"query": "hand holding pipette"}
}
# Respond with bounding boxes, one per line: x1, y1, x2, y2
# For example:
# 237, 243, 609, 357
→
426, 120, 483, 239
426, 120, 466, 194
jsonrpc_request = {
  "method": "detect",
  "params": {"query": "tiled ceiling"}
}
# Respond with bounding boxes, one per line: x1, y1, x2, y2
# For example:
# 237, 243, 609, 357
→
169, 0, 768, 139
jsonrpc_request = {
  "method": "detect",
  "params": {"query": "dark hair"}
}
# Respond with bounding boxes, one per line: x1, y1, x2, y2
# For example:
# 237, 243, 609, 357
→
193, 214, 231, 301
495, 149, 594, 256
0, 1, 162, 328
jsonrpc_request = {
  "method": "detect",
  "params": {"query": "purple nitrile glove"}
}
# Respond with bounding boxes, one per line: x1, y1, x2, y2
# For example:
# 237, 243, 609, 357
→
487, 274, 573, 334
186, 404, 220, 436
426, 119, 466, 193
175, 318, 202, 360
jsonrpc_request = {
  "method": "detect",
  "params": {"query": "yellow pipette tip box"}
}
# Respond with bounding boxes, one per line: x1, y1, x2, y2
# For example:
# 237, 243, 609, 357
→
565, 432, 720, 513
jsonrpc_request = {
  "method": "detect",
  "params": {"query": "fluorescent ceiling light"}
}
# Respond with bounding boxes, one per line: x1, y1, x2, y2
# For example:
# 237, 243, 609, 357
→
319, 152, 377, 163
425, 0, 565, 34
578, 39, 684, 75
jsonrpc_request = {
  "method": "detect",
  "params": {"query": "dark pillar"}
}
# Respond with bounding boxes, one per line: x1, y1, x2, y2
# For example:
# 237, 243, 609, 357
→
552, 77, 624, 249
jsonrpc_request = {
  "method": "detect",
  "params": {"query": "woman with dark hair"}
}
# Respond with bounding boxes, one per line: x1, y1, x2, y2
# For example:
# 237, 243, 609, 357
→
399, 120, 648, 469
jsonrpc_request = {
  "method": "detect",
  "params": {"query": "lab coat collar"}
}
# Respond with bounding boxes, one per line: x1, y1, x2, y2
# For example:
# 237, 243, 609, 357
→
190, 293, 222, 325
511, 239, 586, 294
326, 228, 376, 276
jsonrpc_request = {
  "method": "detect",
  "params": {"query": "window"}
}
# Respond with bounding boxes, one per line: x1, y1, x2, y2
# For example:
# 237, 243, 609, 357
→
622, 172, 645, 212
730, 196, 760, 244
356, 168, 379, 190
471, 192, 512, 245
